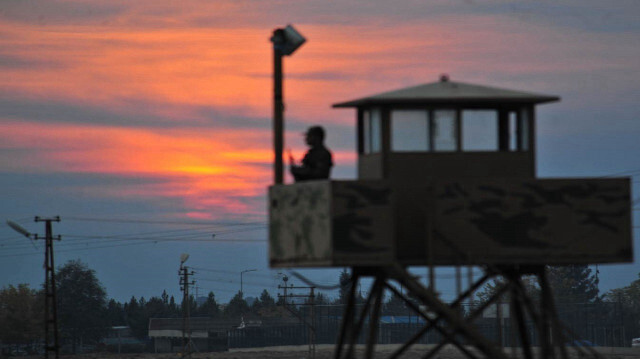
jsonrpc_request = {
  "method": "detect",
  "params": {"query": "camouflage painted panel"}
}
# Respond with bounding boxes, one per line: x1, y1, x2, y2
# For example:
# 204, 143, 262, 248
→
269, 180, 395, 267
433, 178, 632, 264
332, 181, 394, 265
269, 182, 332, 267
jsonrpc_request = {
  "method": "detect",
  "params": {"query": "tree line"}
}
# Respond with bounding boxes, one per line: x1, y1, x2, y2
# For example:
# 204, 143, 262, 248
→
2, 261, 640, 351
0, 259, 287, 352
0, 261, 344, 352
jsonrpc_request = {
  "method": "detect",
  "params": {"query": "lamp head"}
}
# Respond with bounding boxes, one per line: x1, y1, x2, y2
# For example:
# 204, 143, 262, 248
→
6, 220, 31, 238
180, 253, 190, 264
271, 24, 306, 56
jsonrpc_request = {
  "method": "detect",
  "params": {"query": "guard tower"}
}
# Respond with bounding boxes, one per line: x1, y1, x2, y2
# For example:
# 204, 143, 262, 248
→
269, 76, 631, 359
331, 75, 630, 267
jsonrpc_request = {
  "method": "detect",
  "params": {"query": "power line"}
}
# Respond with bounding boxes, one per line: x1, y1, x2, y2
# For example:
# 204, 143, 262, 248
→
0, 236, 270, 259
1, 223, 267, 252
0, 240, 165, 258
63, 216, 266, 227
0, 224, 268, 251
287, 270, 341, 290
0, 235, 215, 251
0, 235, 33, 242
54, 223, 265, 243
0, 236, 268, 258
195, 276, 279, 288
196, 286, 265, 296
190, 266, 278, 280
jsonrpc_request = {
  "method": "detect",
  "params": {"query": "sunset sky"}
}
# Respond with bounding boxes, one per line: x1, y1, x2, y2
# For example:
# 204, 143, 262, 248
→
1, 0, 639, 303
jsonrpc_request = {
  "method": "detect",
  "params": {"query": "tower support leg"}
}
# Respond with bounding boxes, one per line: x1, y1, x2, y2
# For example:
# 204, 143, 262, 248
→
333, 265, 605, 359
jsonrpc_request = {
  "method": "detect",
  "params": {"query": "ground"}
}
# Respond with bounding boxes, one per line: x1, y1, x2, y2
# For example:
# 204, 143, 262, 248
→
19, 344, 640, 359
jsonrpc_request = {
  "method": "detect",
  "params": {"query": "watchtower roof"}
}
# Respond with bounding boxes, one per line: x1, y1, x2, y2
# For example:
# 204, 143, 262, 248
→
333, 76, 560, 107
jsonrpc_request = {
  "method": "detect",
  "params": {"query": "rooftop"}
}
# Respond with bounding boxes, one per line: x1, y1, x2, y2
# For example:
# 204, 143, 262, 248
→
333, 75, 560, 107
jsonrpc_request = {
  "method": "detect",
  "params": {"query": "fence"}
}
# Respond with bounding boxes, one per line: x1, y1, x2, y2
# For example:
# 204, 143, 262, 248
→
228, 301, 635, 349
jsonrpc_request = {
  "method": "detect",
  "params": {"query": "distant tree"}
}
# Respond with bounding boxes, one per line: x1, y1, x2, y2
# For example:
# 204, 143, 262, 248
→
0, 284, 42, 344
161, 290, 169, 305
118, 291, 184, 339
124, 296, 138, 316
473, 275, 541, 320
169, 295, 178, 314
606, 272, 640, 311
475, 277, 506, 305
105, 299, 125, 326
181, 294, 197, 317
56, 259, 108, 353
197, 291, 220, 317
605, 272, 640, 342
384, 286, 407, 315
146, 296, 167, 318
124, 296, 147, 339
224, 292, 249, 318
314, 292, 330, 305
259, 290, 276, 308
476, 274, 545, 304
548, 265, 599, 303
250, 290, 276, 315
337, 269, 352, 305
335, 269, 366, 305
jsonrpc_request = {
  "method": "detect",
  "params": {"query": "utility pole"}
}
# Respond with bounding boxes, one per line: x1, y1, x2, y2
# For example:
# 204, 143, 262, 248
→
455, 265, 462, 298
270, 25, 305, 184
179, 263, 195, 357
36, 216, 61, 359
6, 217, 61, 358
310, 287, 316, 358
279, 274, 290, 306
278, 280, 317, 359
467, 266, 474, 309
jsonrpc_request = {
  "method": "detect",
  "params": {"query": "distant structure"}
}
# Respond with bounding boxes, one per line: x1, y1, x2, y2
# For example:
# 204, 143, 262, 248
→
269, 75, 631, 359
149, 317, 234, 353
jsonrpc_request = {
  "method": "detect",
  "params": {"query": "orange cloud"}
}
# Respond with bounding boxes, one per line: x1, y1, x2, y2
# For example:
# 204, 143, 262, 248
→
2, 2, 635, 221
1, 119, 358, 217
0, 120, 272, 213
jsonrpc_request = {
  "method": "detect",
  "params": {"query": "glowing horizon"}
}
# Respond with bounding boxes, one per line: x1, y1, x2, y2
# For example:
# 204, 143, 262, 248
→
2, 0, 638, 219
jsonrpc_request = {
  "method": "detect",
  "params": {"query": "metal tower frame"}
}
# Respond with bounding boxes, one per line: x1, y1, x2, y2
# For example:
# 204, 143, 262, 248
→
334, 264, 604, 359
35, 216, 61, 359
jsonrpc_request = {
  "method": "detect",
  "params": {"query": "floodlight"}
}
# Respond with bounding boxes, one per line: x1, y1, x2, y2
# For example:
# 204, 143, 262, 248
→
7, 220, 31, 238
271, 24, 306, 184
180, 253, 190, 264
271, 24, 306, 56
7, 219, 37, 251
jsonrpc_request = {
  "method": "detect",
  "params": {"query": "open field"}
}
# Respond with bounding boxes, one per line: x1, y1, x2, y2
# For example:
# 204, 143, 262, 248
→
17, 345, 640, 359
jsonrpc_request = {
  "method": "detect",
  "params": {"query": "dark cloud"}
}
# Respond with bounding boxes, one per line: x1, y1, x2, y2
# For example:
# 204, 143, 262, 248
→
471, 1, 640, 33
1, 0, 637, 36
248, 70, 356, 82
0, 53, 65, 70
0, 171, 179, 218
0, 93, 272, 131
186, 0, 640, 34
0, 0, 127, 26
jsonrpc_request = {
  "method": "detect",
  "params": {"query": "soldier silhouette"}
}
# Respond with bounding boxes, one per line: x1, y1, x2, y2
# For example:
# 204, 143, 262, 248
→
289, 126, 333, 182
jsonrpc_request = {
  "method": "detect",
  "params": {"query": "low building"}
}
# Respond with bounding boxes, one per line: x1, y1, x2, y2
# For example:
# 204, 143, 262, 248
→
148, 317, 238, 353
99, 326, 146, 353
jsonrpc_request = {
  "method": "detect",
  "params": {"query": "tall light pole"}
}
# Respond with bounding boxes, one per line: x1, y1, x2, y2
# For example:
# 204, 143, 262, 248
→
179, 254, 194, 358
7, 217, 61, 359
270, 24, 306, 184
240, 269, 257, 297
277, 272, 289, 305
